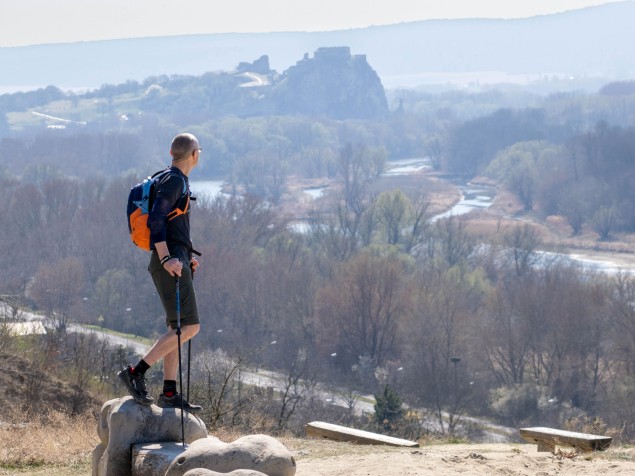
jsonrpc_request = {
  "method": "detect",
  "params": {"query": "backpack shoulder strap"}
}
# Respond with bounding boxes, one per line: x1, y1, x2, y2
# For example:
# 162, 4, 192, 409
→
156, 167, 187, 195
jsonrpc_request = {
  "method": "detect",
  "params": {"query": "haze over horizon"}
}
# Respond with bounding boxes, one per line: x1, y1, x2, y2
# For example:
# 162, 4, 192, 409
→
0, 0, 626, 47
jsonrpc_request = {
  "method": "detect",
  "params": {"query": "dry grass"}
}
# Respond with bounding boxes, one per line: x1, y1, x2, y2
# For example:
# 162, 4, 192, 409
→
0, 409, 98, 474
1, 418, 633, 476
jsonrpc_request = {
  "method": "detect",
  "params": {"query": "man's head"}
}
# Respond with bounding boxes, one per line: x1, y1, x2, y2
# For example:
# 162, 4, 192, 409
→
170, 133, 200, 163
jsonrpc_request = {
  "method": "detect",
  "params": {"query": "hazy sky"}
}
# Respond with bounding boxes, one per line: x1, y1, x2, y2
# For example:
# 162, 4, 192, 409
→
0, 0, 625, 47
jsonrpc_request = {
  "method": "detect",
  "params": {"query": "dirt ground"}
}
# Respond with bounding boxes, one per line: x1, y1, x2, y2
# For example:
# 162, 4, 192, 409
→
4, 439, 632, 476
283, 438, 635, 476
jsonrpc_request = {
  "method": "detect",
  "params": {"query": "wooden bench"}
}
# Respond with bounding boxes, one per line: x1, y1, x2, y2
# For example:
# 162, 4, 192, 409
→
519, 427, 612, 452
305, 421, 419, 447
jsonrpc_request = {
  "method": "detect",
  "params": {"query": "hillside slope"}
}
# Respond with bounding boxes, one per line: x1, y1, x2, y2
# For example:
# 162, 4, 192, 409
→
0, 350, 99, 418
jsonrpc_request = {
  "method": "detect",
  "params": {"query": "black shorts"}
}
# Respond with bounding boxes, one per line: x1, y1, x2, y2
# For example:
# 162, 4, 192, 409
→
149, 251, 200, 329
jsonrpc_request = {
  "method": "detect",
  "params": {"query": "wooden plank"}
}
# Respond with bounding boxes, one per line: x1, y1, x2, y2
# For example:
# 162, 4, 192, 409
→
304, 421, 419, 447
519, 427, 612, 452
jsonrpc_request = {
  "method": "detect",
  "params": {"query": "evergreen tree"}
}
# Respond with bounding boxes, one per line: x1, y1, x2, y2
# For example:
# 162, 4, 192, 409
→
374, 384, 404, 430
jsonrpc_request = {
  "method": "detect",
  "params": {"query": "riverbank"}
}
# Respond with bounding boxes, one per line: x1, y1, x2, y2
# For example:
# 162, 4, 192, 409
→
202, 165, 635, 269
277, 168, 462, 221
467, 179, 635, 271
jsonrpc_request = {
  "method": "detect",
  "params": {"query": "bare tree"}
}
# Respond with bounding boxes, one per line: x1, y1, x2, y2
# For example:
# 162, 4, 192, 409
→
338, 144, 384, 214
501, 223, 543, 277
423, 133, 444, 171
194, 349, 256, 430
276, 349, 316, 430
377, 190, 409, 245
403, 194, 431, 254
29, 257, 85, 334
608, 272, 635, 377
408, 265, 483, 434
317, 253, 410, 375
431, 215, 474, 268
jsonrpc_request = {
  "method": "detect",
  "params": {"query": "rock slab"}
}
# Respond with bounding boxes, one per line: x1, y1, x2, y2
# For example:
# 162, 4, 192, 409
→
164, 435, 296, 476
92, 397, 207, 476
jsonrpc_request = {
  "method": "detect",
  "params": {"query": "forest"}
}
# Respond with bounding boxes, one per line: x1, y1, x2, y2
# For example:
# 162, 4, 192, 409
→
1, 73, 635, 440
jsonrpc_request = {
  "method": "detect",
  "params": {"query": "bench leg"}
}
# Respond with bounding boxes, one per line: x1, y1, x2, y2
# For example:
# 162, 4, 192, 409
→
537, 441, 555, 452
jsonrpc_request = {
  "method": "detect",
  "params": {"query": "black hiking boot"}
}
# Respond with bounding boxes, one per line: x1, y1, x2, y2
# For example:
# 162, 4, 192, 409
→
117, 365, 154, 406
156, 392, 202, 414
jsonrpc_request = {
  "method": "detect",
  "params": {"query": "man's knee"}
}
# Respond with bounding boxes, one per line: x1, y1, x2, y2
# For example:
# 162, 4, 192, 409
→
182, 323, 200, 339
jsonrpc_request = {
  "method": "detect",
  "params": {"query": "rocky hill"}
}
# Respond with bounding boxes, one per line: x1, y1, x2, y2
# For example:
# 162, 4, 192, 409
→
272, 47, 388, 119
209, 47, 388, 119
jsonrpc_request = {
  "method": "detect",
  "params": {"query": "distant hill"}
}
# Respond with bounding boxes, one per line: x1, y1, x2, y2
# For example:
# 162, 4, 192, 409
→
1, 2, 634, 91
135, 47, 388, 120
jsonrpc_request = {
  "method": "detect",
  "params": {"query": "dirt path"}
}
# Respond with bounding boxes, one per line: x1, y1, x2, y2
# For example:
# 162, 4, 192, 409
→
285, 439, 635, 475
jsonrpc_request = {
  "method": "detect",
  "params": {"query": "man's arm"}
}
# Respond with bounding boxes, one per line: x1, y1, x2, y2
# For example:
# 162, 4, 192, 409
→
148, 174, 184, 277
155, 241, 182, 277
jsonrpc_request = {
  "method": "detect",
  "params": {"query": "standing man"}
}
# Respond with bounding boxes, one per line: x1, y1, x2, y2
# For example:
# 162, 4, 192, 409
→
119, 133, 202, 413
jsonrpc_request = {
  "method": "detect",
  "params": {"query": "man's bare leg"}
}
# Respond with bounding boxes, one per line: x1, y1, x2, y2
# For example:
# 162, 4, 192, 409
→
143, 324, 200, 369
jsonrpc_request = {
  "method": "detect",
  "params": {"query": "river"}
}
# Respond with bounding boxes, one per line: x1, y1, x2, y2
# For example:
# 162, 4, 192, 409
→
189, 179, 225, 199
190, 162, 634, 274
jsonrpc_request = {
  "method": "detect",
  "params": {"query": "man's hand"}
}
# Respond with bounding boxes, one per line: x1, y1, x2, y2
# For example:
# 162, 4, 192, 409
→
164, 257, 183, 277
190, 257, 199, 274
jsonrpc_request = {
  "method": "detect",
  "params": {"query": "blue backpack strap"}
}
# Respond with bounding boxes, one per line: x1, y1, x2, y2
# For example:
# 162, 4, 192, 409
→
132, 169, 169, 213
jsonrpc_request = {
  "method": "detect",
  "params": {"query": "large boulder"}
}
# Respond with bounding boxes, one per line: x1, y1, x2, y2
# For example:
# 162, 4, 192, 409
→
164, 435, 296, 476
92, 397, 207, 476
93, 396, 296, 476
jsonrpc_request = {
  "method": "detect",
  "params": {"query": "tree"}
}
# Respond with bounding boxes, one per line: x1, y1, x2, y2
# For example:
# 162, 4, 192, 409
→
445, 109, 547, 177
423, 133, 444, 170
558, 181, 591, 235
94, 269, 135, 332
430, 215, 474, 268
377, 190, 409, 245
591, 206, 616, 240
408, 265, 484, 434
338, 143, 385, 216
485, 141, 557, 212
374, 384, 404, 431
193, 348, 256, 430
275, 349, 315, 430
481, 282, 530, 385
316, 252, 410, 375
608, 273, 635, 378
29, 257, 85, 334
501, 223, 543, 277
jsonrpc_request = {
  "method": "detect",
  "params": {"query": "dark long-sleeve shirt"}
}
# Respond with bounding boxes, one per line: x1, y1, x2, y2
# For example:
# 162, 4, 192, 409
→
148, 166, 192, 254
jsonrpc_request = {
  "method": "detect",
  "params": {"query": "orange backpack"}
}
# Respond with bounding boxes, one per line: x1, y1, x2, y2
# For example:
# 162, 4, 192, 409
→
126, 169, 188, 251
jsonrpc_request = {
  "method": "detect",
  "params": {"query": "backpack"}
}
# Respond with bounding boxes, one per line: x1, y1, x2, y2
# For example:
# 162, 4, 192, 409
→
127, 168, 188, 251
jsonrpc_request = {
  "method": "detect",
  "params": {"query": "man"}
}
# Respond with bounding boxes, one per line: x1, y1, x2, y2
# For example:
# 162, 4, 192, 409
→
119, 132, 202, 413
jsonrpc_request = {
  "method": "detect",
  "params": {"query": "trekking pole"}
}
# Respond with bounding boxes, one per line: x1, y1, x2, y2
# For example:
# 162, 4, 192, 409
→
175, 275, 186, 447
187, 340, 191, 401
187, 257, 196, 402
